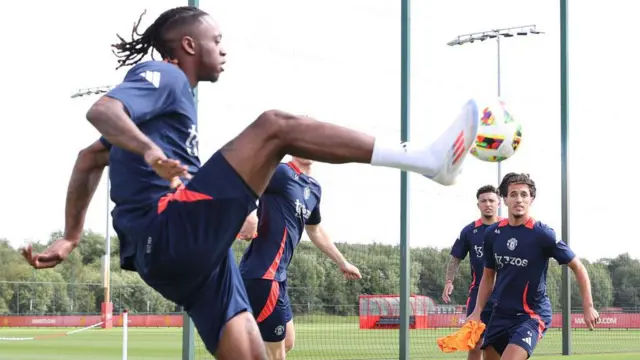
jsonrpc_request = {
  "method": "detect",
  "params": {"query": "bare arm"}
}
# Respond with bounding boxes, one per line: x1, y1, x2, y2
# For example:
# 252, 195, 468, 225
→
445, 256, 462, 284
305, 224, 347, 267
86, 97, 162, 157
63, 140, 110, 243
473, 267, 496, 314
237, 209, 258, 241
567, 258, 594, 309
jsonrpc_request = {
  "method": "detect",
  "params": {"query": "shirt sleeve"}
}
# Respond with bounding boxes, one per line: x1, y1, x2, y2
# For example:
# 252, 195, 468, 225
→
99, 136, 112, 150
450, 228, 470, 260
483, 226, 497, 270
306, 190, 322, 226
540, 224, 576, 265
105, 63, 182, 125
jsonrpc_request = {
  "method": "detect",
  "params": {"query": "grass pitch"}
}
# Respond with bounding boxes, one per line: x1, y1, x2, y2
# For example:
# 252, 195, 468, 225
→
1, 319, 639, 359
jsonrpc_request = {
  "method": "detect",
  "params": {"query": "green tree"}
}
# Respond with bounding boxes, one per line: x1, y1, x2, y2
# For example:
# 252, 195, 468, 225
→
287, 246, 326, 314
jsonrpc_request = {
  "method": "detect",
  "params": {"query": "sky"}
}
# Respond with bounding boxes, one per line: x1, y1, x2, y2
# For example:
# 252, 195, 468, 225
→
1, 0, 638, 262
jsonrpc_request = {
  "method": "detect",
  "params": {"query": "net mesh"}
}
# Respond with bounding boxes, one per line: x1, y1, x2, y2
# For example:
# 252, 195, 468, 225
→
192, 252, 640, 359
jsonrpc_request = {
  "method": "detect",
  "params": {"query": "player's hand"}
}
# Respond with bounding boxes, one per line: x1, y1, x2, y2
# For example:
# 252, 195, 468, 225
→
143, 147, 192, 188
442, 281, 454, 303
466, 310, 481, 324
237, 212, 259, 241
20, 239, 77, 269
339, 261, 362, 280
583, 305, 599, 330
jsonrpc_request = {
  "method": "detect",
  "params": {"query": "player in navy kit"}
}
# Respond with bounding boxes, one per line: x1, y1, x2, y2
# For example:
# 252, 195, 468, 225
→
468, 173, 599, 360
238, 157, 361, 360
442, 184, 501, 360
21, 6, 480, 360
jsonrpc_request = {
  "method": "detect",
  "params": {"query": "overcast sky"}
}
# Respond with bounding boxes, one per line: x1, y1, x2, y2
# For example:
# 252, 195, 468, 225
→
1, 0, 638, 262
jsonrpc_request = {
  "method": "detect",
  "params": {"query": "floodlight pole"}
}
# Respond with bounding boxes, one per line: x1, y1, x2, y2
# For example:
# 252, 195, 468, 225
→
70, 85, 115, 329
399, 0, 411, 359
447, 25, 544, 216
560, 0, 571, 354
183, 2, 198, 360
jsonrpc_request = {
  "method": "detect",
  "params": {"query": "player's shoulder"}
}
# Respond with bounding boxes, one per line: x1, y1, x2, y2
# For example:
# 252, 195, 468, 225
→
128, 60, 182, 74
124, 61, 188, 85
306, 175, 321, 190
277, 162, 296, 176
531, 219, 557, 239
271, 162, 298, 184
485, 221, 501, 234
461, 219, 481, 234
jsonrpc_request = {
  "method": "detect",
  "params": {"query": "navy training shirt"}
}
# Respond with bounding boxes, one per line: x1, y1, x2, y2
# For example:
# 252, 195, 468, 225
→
100, 61, 199, 271
483, 218, 576, 326
450, 219, 495, 291
239, 162, 322, 282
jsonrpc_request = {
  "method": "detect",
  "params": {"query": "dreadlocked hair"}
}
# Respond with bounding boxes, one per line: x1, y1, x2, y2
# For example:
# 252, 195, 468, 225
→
498, 172, 537, 199
111, 6, 207, 69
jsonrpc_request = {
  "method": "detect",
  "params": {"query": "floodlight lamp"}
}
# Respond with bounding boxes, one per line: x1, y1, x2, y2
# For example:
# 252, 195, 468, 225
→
447, 38, 460, 46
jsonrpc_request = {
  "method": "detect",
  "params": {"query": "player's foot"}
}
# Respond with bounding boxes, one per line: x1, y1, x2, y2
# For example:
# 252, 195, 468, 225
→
423, 99, 479, 186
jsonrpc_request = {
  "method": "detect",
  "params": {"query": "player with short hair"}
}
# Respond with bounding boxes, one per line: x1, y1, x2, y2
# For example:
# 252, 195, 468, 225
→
468, 173, 599, 360
21, 6, 479, 359
238, 156, 361, 360
442, 184, 501, 360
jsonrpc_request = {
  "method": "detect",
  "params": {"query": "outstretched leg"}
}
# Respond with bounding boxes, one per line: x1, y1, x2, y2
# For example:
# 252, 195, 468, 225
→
221, 100, 479, 195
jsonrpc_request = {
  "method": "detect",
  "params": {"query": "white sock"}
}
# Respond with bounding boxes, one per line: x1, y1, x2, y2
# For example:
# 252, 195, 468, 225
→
370, 138, 442, 177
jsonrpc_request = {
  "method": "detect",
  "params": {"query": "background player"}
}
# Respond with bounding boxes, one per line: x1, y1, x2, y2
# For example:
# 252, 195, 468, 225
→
442, 184, 501, 360
468, 173, 599, 360
239, 156, 361, 360
21, 6, 479, 360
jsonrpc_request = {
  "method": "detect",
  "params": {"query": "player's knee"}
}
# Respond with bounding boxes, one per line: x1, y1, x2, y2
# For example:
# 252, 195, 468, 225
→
284, 332, 295, 352
284, 340, 294, 353
253, 110, 301, 142
217, 312, 268, 360
467, 348, 482, 360
265, 342, 286, 360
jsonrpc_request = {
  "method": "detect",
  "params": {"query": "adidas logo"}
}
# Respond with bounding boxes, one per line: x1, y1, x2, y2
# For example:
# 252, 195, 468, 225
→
139, 71, 161, 88
522, 336, 532, 346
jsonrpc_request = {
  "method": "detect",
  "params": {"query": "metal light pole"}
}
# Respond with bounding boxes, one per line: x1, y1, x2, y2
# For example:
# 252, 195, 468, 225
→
183, 2, 199, 360
399, 1, 411, 359
71, 85, 115, 328
560, 0, 571, 354
447, 25, 544, 215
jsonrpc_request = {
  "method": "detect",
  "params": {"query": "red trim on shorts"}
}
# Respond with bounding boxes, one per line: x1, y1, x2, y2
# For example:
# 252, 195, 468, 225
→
256, 280, 280, 323
522, 282, 546, 339
157, 184, 213, 214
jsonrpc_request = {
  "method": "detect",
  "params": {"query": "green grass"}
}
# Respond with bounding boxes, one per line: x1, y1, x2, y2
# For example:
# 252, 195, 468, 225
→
1, 320, 639, 359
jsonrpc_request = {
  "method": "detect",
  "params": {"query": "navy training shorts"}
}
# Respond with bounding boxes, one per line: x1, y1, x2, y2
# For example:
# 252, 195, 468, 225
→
481, 313, 550, 358
134, 150, 259, 355
244, 278, 292, 342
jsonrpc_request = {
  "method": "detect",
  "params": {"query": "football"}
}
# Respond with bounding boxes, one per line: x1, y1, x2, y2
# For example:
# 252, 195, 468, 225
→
469, 99, 523, 163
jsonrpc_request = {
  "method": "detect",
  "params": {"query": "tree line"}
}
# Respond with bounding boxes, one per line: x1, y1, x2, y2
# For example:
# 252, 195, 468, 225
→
0, 230, 639, 316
